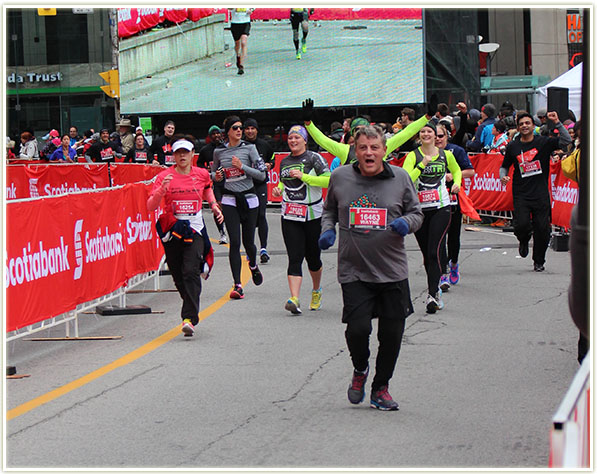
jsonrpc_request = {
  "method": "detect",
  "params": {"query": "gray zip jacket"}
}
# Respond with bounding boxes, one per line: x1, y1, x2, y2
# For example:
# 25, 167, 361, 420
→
212, 141, 266, 194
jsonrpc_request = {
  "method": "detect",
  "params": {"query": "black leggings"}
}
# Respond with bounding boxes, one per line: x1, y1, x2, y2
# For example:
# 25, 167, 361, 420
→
255, 182, 269, 249
222, 203, 258, 285
163, 233, 204, 325
415, 206, 451, 296
440, 203, 462, 272
281, 217, 322, 276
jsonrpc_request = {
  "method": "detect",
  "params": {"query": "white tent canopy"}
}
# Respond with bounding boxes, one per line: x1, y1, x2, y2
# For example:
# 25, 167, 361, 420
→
534, 62, 582, 119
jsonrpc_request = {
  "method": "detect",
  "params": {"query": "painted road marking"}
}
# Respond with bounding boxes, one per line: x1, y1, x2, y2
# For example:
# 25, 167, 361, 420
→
7, 263, 250, 421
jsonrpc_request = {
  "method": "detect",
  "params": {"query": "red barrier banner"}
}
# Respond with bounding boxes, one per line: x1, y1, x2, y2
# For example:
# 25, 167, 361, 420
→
251, 8, 422, 20
6, 164, 109, 200
467, 153, 514, 211
110, 163, 164, 186
5, 183, 164, 332
118, 8, 220, 38
550, 160, 578, 230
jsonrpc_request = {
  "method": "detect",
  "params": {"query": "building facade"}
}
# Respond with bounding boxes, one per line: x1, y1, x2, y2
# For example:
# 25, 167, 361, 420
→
6, 8, 115, 141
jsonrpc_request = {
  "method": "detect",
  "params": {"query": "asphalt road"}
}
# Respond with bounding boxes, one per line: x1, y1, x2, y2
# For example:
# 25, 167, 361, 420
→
120, 19, 425, 114
5, 210, 581, 470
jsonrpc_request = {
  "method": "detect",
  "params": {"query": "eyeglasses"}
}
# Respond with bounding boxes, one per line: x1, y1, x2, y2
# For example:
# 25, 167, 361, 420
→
231, 125, 243, 131
436, 134, 446, 138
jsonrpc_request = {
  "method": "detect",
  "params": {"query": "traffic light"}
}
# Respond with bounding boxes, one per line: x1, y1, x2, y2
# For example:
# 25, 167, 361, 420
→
99, 69, 120, 98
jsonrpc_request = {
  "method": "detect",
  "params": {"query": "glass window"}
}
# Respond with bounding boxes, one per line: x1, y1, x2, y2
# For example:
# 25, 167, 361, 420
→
45, 9, 89, 64
7, 10, 24, 66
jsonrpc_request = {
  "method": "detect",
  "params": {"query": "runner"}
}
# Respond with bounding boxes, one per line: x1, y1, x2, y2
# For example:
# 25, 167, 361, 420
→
146, 136, 223, 337
290, 8, 314, 59
320, 124, 423, 410
301, 97, 437, 165
229, 8, 254, 75
402, 121, 462, 313
212, 116, 267, 299
434, 123, 475, 290
272, 124, 330, 314
499, 111, 571, 272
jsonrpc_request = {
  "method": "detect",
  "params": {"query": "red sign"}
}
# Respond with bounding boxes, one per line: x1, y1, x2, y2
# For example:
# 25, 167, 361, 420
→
467, 153, 514, 211
550, 160, 578, 229
6, 183, 164, 332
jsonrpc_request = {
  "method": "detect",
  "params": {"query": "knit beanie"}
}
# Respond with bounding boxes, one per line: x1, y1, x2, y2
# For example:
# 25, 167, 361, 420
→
350, 117, 370, 135
244, 118, 259, 129
208, 125, 221, 135
422, 121, 437, 134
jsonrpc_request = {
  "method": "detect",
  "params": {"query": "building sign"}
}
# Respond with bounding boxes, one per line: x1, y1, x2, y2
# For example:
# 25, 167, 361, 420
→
566, 10, 583, 68
7, 72, 63, 84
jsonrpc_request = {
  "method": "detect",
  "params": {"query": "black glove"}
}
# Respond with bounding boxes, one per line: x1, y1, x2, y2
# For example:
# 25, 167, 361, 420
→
302, 98, 314, 122
426, 93, 438, 117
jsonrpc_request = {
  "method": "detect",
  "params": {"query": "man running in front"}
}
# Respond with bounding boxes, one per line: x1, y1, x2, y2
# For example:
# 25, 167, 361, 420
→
319, 125, 423, 410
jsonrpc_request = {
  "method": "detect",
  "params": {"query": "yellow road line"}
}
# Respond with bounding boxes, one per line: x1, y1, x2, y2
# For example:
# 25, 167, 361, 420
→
7, 262, 250, 421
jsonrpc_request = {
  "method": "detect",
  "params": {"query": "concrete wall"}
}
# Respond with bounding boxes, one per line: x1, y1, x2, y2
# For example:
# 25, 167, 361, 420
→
119, 14, 226, 83
488, 9, 526, 76
529, 9, 569, 77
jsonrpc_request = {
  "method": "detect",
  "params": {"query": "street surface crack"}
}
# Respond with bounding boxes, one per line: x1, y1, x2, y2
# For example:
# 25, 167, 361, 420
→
7, 365, 163, 439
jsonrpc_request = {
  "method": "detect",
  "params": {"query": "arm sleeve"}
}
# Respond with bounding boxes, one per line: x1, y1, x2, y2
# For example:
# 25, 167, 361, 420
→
385, 114, 428, 155
305, 121, 349, 163
242, 146, 266, 181
301, 172, 330, 188
147, 177, 167, 212
446, 151, 462, 187
402, 151, 422, 182
556, 122, 572, 149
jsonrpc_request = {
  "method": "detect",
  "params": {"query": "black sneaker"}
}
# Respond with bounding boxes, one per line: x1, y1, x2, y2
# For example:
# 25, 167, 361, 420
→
260, 248, 270, 264
347, 366, 368, 404
370, 385, 399, 411
519, 240, 529, 258
237, 66, 244, 75
534, 262, 545, 272
250, 265, 263, 286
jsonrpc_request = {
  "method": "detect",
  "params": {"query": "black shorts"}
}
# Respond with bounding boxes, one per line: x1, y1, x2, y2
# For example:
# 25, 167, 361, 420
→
231, 22, 251, 41
341, 280, 413, 324
290, 12, 306, 29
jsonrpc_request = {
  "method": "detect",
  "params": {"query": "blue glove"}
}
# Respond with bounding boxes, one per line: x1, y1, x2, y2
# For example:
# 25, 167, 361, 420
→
318, 229, 336, 250
389, 217, 409, 236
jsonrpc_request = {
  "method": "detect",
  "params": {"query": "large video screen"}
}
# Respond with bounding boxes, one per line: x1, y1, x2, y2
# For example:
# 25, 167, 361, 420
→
118, 8, 425, 114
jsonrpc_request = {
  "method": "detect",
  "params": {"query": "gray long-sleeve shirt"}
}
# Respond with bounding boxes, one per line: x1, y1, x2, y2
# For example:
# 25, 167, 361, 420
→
322, 162, 423, 284
212, 141, 266, 194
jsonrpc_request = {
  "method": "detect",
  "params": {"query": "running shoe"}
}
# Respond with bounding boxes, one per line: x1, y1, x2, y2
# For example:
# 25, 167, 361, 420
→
181, 319, 195, 337
230, 285, 244, 299
219, 230, 228, 245
260, 248, 270, 264
370, 385, 399, 411
309, 288, 322, 311
301, 40, 307, 53
533, 262, 545, 272
237, 65, 244, 75
426, 289, 444, 314
250, 265, 263, 286
296, 51, 301, 60
439, 274, 450, 292
449, 260, 460, 285
285, 296, 302, 314
519, 240, 529, 258
348, 366, 368, 404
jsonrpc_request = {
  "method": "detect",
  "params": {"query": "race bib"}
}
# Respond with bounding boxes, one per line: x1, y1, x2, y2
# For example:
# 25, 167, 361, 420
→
173, 200, 199, 217
100, 147, 114, 161
283, 202, 308, 222
418, 189, 441, 208
349, 207, 387, 230
224, 166, 245, 182
519, 160, 542, 178
165, 153, 175, 165
135, 151, 147, 162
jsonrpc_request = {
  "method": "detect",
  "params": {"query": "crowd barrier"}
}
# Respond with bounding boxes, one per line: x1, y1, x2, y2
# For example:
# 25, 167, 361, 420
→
549, 350, 591, 467
6, 182, 164, 334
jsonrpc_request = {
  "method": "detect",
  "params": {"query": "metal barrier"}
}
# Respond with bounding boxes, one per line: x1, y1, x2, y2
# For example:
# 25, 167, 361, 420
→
6, 255, 166, 343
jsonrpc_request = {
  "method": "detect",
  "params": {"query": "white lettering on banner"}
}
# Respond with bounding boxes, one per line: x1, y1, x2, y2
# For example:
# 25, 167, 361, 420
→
6, 183, 16, 199
29, 178, 40, 198
127, 214, 153, 245
43, 182, 98, 196
118, 8, 132, 22
73, 219, 83, 280
85, 227, 124, 263
5, 238, 70, 288
552, 182, 579, 206
471, 173, 507, 192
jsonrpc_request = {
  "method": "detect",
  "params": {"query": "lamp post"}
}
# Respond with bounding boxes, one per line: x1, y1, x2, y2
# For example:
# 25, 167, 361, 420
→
479, 42, 500, 102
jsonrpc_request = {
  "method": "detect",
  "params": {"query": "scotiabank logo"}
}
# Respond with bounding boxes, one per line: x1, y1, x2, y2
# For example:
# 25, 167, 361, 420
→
73, 219, 83, 280
85, 225, 124, 263
29, 178, 40, 198
5, 238, 70, 288
126, 213, 153, 245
